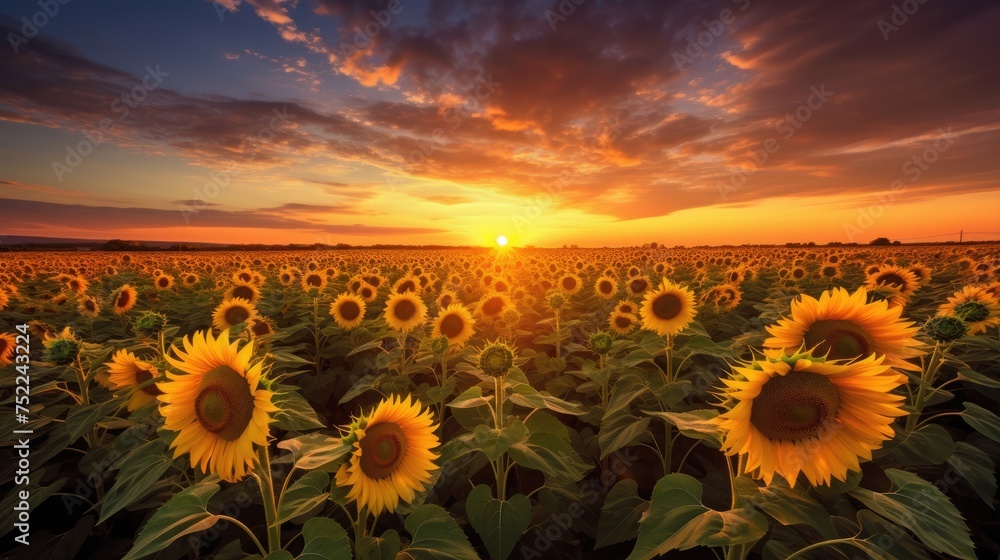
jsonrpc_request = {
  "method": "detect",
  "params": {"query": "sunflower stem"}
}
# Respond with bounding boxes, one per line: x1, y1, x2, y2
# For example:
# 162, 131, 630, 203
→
554, 309, 562, 359
783, 538, 873, 560
256, 444, 281, 553
905, 341, 943, 433
494, 374, 507, 501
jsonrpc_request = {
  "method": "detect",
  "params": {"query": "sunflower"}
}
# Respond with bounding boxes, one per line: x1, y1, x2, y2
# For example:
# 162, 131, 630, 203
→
212, 298, 258, 331
640, 280, 697, 336
614, 301, 637, 316
331, 293, 366, 330
907, 263, 933, 286
159, 329, 276, 483
335, 395, 440, 516
249, 317, 275, 337
77, 295, 100, 318
558, 274, 583, 296
66, 275, 89, 294
112, 285, 138, 315
937, 285, 1000, 335
790, 266, 807, 281
626, 275, 650, 297
718, 352, 906, 488
765, 287, 923, 370
154, 274, 174, 290
0, 289, 8, 311
608, 312, 638, 335
301, 272, 327, 292
703, 284, 742, 311
594, 276, 618, 299
476, 292, 512, 322
384, 292, 427, 333
431, 304, 476, 348
865, 265, 919, 301
436, 289, 458, 310
0, 332, 15, 368
225, 282, 260, 305
106, 349, 163, 411
392, 275, 421, 295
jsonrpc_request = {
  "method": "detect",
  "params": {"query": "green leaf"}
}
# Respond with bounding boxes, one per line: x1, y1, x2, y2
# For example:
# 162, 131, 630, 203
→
596, 479, 648, 549
885, 423, 955, 466
734, 477, 837, 539
99, 440, 172, 523
122, 482, 221, 560
348, 339, 383, 356
947, 441, 997, 507
474, 420, 528, 462
272, 385, 325, 431
339, 374, 380, 404
962, 402, 1000, 443
855, 509, 932, 560
508, 411, 591, 484
643, 409, 723, 449
849, 468, 976, 559
298, 517, 352, 559
65, 397, 123, 443
359, 530, 401, 560
277, 433, 351, 471
627, 474, 768, 560
401, 504, 479, 560
448, 386, 494, 409
275, 471, 330, 525
956, 367, 1000, 388
598, 411, 651, 459
264, 552, 294, 560
466, 485, 532, 560
683, 334, 736, 358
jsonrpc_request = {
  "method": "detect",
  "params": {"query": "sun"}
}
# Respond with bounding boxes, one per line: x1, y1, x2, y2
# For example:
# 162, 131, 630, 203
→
496, 235, 509, 247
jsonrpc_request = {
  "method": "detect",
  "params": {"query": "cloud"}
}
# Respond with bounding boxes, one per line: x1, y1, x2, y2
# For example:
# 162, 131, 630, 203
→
0, 198, 443, 236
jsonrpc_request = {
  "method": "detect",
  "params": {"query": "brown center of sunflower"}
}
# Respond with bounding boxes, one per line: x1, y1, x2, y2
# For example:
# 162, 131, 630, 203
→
194, 365, 255, 441
614, 315, 631, 329
630, 278, 648, 293
251, 320, 272, 336
239, 272, 252, 282
440, 295, 453, 308
599, 280, 613, 294
158, 278, 169, 287
822, 266, 837, 277
803, 319, 875, 361
394, 299, 417, 321
360, 287, 374, 299
359, 421, 408, 479
751, 371, 840, 441
116, 290, 131, 308
652, 293, 683, 320
562, 277, 577, 290
225, 306, 250, 326
440, 313, 465, 338
875, 273, 906, 289
85, 300, 96, 311
135, 368, 162, 396
306, 274, 322, 287
481, 296, 504, 316
232, 285, 254, 300
398, 280, 416, 293
340, 300, 361, 321
793, 269, 805, 279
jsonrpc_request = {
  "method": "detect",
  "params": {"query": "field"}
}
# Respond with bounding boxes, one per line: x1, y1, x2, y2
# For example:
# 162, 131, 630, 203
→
1, 244, 999, 560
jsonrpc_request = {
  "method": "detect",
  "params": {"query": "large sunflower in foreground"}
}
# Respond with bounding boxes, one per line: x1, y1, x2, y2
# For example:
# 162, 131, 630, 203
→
384, 292, 427, 332
159, 329, 277, 482
764, 287, 924, 370
718, 352, 906, 488
336, 395, 440, 516
106, 349, 162, 411
431, 303, 476, 348
640, 279, 697, 336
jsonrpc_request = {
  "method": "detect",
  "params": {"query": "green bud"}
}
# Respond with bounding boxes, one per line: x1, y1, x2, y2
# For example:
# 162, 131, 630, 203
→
588, 331, 614, 355
479, 341, 516, 378
430, 336, 450, 356
133, 311, 168, 336
924, 315, 967, 342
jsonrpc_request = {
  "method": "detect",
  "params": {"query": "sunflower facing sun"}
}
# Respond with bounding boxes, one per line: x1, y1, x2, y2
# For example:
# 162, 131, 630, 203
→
640, 279, 697, 336
718, 352, 907, 488
159, 329, 277, 483
384, 292, 428, 332
336, 395, 440, 516
106, 349, 162, 411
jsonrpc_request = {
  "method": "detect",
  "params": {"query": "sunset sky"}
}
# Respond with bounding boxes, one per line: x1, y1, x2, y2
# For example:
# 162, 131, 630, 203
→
1, 0, 998, 247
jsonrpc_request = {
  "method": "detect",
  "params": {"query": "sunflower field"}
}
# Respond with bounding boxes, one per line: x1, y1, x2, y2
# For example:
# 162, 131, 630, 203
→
1, 245, 999, 560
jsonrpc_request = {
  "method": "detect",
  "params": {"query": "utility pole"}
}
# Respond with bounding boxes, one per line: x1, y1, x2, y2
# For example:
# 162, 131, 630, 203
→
960, 230, 963, 243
